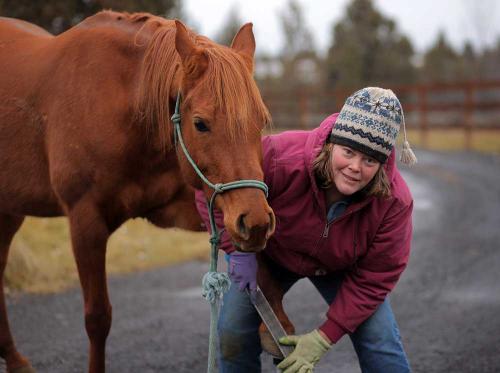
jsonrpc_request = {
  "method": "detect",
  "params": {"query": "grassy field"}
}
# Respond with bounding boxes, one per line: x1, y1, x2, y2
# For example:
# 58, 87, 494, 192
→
5, 128, 499, 294
6, 218, 210, 293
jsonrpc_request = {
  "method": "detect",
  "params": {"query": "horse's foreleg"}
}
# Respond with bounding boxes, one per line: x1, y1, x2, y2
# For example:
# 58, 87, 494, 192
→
68, 203, 111, 373
256, 253, 295, 357
0, 214, 35, 373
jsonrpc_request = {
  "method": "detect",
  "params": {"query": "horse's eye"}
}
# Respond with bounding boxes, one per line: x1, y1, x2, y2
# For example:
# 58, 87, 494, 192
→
194, 119, 209, 132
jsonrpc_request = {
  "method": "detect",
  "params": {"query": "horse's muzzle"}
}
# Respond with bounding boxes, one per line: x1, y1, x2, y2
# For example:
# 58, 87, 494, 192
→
233, 212, 275, 252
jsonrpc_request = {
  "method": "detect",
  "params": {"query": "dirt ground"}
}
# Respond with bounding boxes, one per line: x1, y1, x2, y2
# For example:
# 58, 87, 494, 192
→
5, 150, 500, 373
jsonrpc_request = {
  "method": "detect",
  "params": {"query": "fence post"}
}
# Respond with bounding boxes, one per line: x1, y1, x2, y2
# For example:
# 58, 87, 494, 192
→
298, 89, 309, 130
335, 89, 349, 112
418, 86, 429, 148
464, 84, 474, 151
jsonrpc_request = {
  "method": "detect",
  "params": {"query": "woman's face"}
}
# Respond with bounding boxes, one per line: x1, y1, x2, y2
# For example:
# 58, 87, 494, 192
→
330, 145, 381, 196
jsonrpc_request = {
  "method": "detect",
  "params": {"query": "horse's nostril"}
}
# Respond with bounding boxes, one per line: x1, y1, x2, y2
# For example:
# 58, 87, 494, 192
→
237, 214, 250, 240
266, 213, 276, 239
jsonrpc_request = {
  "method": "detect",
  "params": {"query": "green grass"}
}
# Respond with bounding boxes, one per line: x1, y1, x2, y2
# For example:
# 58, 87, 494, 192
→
6, 217, 210, 293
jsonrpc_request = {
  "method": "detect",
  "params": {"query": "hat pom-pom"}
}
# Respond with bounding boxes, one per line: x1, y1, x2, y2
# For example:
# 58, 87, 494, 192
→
400, 141, 417, 166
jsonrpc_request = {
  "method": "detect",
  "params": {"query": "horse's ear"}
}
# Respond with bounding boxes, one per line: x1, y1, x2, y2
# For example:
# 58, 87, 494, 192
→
175, 20, 207, 81
174, 20, 195, 62
231, 23, 255, 73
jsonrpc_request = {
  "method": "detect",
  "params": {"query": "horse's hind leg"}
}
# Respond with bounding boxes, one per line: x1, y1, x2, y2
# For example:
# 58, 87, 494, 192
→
68, 201, 111, 373
0, 214, 35, 373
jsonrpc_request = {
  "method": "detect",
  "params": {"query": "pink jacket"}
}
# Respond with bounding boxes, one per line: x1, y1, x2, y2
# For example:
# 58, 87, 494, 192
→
195, 114, 413, 343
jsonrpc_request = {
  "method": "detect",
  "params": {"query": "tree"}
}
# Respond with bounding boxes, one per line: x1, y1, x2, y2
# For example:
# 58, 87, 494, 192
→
460, 0, 499, 52
215, 5, 243, 46
0, 0, 181, 34
325, 0, 416, 88
420, 32, 461, 82
278, 0, 320, 86
478, 38, 500, 80
279, 0, 314, 63
456, 42, 480, 81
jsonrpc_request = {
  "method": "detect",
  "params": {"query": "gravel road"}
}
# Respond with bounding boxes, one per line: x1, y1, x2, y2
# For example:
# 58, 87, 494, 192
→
5, 150, 500, 373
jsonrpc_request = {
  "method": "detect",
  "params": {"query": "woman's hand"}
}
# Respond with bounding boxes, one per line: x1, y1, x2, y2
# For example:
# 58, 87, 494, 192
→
228, 251, 257, 291
278, 329, 331, 372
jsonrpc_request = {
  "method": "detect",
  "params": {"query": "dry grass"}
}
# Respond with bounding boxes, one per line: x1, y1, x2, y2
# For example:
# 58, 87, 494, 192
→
266, 127, 500, 154
5, 217, 210, 293
405, 128, 500, 154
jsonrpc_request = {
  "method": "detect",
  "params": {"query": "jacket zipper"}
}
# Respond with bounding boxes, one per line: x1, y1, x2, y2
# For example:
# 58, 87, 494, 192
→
315, 196, 371, 253
322, 222, 330, 238
312, 220, 329, 255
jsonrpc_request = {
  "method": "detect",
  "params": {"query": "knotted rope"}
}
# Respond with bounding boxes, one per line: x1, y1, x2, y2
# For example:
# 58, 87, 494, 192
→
171, 92, 268, 373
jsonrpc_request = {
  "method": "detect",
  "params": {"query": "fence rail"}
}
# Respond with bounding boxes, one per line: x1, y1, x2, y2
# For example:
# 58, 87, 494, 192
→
261, 80, 500, 149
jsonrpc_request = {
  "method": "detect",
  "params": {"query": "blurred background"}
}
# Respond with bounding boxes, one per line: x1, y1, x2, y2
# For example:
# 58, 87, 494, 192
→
2, 0, 500, 152
1, 0, 499, 292
192, 0, 500, 154
2, 3, 500, 372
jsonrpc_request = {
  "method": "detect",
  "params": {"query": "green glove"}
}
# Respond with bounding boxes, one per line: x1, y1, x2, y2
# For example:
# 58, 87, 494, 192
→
277, 329, 331, 373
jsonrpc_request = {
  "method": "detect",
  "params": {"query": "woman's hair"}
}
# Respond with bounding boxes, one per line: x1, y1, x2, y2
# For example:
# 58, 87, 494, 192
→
312, 142, 392, 198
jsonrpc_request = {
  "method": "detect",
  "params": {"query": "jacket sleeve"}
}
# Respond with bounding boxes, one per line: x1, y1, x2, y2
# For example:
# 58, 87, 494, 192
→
193, 136, 278, 254
319, 200, 413, 343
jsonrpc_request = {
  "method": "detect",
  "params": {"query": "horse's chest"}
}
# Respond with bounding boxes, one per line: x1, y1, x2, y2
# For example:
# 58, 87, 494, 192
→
124, 176, 200, 231
118, 175, 177, 216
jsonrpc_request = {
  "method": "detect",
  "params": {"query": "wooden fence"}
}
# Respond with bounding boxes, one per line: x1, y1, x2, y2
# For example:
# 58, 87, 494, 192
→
260, 80, 500, 149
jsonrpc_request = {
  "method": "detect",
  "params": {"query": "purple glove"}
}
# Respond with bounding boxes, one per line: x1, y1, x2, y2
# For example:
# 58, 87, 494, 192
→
229, 252, 257, 291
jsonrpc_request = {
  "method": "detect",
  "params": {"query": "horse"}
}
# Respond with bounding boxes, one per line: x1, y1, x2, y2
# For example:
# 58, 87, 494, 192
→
0, 11, 276, 373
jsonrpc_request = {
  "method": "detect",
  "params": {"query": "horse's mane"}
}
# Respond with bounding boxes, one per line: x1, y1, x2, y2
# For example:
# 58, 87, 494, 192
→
132, 14, 271, 151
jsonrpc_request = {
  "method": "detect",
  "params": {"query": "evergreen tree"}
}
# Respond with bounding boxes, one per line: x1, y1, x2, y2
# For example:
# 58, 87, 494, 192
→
278, 0, 319, 86
215, 5, 243, 46
325, 0, 416, 88
478, 38, 500, 80
420, 32, 461, 82
456, 42, 480, 81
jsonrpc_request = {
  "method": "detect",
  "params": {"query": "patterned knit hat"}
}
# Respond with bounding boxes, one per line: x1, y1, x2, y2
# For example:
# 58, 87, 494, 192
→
330, 87, 417, 165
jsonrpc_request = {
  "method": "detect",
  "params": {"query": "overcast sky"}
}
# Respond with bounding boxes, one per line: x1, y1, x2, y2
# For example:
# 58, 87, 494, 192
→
183, 0, 500, 55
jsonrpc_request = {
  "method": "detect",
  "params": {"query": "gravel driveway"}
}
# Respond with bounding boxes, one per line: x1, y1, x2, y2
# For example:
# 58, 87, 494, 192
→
5, 150, 500, 373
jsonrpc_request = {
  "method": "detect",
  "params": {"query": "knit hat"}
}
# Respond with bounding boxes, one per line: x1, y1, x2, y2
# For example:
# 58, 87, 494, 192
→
330, 87, 417, 165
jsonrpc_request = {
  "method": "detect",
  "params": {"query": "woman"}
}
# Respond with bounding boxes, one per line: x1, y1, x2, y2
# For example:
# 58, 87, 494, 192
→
196, 87, 417, 373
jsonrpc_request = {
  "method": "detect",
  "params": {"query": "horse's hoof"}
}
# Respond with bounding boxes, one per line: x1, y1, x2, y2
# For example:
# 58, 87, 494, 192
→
10, 364, 36, 373
259, 327, 284, 359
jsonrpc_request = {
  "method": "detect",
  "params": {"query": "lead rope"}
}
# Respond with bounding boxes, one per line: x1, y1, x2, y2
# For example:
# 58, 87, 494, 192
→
171, 92, 268, 373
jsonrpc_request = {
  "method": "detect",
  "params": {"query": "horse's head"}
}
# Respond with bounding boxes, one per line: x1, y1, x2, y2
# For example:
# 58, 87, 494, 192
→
173, 21, 275, 252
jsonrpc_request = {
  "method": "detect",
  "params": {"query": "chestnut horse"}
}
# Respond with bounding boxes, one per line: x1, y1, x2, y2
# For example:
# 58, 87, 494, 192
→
0, 11, 276, 373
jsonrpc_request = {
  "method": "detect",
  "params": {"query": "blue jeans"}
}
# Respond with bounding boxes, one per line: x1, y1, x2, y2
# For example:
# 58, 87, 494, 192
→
217, 260, 410, 373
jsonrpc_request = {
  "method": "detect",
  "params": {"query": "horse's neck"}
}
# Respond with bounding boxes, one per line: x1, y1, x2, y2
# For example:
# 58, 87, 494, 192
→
78, 11, 171, 37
